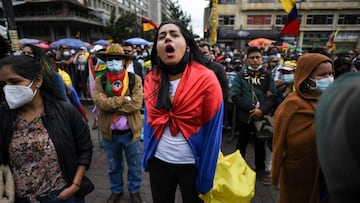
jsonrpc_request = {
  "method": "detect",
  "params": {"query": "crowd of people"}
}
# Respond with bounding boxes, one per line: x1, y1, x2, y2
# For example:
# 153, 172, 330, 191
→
1, 19, 360, 203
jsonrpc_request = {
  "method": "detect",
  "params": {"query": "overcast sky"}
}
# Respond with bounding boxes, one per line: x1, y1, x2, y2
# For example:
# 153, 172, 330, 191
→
178, 0, 209, 38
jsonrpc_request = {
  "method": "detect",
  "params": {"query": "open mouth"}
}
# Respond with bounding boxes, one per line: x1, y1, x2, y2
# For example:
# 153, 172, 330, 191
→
165, 45, 174, 53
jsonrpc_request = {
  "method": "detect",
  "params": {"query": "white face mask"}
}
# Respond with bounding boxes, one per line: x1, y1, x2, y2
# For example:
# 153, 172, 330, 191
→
248, 65, 262, 71
3, 81, 37, 109
308, 76, 334, 92
106, 60, 123, 72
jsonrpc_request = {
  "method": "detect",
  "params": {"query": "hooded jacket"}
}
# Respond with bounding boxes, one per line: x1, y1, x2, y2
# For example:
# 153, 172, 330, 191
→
272, 53, 332, 203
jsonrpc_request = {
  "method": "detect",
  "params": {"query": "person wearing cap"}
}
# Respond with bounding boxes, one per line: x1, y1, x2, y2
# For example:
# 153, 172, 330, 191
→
93, 43, 143, 203
230, 46, 277, 186
73, 47, 90, 99
272, 53, 334, 203
233, 58, 243, 72
275, 65, 295, 107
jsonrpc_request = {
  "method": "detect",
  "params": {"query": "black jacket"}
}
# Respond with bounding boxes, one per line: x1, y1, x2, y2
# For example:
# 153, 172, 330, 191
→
132, 60, 144, 82
0, 100, 93, 188
205, 60, 229, 102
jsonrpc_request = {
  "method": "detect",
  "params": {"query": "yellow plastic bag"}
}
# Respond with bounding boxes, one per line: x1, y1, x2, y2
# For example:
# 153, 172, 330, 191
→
199, 150, 256, 203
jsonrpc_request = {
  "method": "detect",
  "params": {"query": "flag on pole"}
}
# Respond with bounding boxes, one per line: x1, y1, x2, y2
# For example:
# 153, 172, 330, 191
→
327, 29, 339, 47
141, 16, 158, 32
75, 31, 80, 39
327, 29, 340, 52
279, 0, 300, 36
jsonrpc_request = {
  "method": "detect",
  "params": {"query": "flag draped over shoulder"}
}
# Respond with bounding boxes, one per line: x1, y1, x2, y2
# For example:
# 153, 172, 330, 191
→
280, 0, 300, 36
141, 16, 158, 32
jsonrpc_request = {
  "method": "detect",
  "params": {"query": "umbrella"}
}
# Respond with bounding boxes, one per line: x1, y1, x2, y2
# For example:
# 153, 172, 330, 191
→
93, 39, 110, 46
124, 37, 150, 46
19, 38, 41, 45
248, 38, 275, 49
34, 41, 50, 50
50, 38, 89, 50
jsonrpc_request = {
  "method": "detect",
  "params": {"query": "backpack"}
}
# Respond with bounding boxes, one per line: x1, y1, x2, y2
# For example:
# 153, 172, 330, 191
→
101, 72, 136, 94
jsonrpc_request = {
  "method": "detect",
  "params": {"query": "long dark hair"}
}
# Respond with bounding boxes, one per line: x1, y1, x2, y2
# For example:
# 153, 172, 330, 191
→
149, 20, 206, 110
22, 44, 55, 77
0, 55, 64, 102
150, 19, 205, 67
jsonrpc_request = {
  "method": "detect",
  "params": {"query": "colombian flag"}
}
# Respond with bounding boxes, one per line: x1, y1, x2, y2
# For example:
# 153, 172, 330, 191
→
327, 29, 339, 47
280, 0, 300, 36
141, 16, 158, 32
142, 61, 224, 194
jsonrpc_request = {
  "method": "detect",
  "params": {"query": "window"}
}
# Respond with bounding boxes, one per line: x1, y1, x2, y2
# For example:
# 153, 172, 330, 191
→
247, 15, 271, 25
130, 3, 135, 10
248, 0, 274, 2
276, 15, 302, 25
338, 15, 360, 24
219, 0, 236, 3
275, 15, 287, 25
124, 0, 129, 7
219, 15, 235, 25
306, 15, 333, 25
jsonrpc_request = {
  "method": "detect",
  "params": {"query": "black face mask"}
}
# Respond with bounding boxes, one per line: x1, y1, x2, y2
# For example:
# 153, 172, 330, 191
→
158, 51, 190, 75
124, 55, 133, 61
156, 51, 190, 110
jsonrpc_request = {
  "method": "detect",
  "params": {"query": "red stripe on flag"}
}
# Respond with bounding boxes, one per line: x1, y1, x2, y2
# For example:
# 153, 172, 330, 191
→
279, 19, 300, 36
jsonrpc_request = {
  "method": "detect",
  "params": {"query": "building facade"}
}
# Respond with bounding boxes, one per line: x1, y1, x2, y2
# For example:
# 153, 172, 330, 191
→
204, 0, 360, 52
0, 0, 171, 43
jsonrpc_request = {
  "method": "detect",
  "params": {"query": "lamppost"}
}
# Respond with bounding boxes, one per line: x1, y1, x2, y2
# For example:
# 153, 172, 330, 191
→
1, 0, 19, 53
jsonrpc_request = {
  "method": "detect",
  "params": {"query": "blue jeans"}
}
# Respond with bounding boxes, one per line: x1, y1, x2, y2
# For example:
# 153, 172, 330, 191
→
102, 130, 142, 194
36, 186, 85, 203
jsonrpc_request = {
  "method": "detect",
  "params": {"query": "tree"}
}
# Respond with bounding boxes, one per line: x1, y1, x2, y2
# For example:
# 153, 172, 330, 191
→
105, 11, 141, 43
167, 0, 191, 30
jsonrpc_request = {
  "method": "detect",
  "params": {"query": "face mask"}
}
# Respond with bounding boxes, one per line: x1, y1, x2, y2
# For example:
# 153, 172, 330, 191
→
315, 77, 334, 92
3, 81, 37, 109
248, 65, 262, 71
142, 52, 148, 58
225, 58, 231, 63
282, 74, 294, 83
106, 60, 123, 72
309, 77, 334, 92
124, 55, 132, 61
270, 51, 278, 56
63, 51, 70, 57
270, 62, 279, 67
203, 54, 210, 61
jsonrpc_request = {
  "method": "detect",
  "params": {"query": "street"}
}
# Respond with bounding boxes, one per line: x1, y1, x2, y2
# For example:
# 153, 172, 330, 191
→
83, 104, 278, 203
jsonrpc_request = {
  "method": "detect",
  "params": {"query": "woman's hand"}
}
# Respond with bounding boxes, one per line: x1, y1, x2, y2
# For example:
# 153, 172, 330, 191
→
57, 184, 79, 200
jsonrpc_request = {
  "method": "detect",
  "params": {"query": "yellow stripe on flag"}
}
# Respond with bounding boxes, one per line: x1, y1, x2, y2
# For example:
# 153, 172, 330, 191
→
281, 0, 296, 14
143, 23, 155, 32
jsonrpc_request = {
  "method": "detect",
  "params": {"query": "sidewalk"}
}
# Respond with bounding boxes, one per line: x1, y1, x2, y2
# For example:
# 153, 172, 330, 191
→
84, 105, 278, 203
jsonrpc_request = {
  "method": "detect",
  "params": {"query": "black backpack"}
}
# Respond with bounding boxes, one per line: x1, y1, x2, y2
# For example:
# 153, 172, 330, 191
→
101, 72, 136, 94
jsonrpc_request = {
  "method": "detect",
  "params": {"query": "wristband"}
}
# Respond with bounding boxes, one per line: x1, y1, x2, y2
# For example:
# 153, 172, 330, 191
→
72, 182, 81, 187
